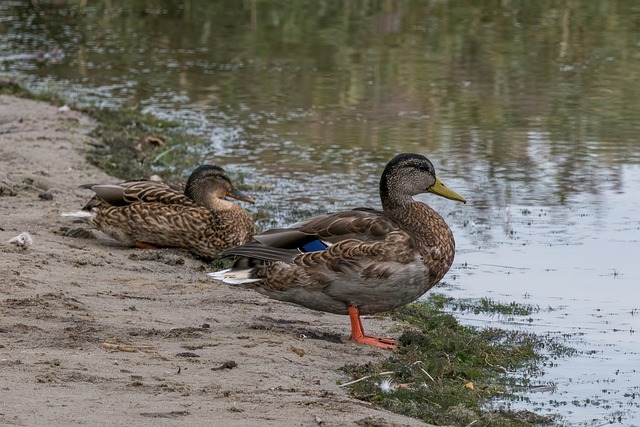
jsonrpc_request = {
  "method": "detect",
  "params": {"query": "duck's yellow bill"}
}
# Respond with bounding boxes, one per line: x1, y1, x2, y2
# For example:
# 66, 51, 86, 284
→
428, 176, 466, 203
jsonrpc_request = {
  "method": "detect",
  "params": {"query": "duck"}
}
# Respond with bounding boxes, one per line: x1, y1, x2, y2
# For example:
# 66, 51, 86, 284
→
63, 165, 255, 259
209, 153, 466, 349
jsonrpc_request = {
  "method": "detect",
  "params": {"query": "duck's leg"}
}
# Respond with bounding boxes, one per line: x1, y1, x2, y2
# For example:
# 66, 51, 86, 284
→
135, 241, 159, 249
348, 306, 398, 349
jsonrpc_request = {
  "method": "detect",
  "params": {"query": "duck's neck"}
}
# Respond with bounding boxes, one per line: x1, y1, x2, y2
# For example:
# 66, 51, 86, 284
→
387, 200, 456, 283
385, 200, 454, 250
201, 196, 238, 212
186, 186, 234, 211
385, 199, 434, 229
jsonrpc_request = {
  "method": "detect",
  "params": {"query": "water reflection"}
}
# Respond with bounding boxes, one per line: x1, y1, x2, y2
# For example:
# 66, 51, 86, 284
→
447, 165, 640, 424
3, 1, 640, 189
2, 0, 640, 423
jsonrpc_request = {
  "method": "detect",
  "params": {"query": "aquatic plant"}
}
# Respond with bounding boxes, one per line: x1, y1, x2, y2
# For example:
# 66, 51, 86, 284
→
340, 295, 573, 426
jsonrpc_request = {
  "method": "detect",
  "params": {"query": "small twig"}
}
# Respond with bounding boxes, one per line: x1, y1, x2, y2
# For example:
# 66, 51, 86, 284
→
412, 360, 436, 383
3, 178, 42, 193
338, 371, 395, 388
102, 342, 155, 352
152, 145, 178, 164
484, 354, 507, 373
465, 421, 478, 427
424, 398, 442, 409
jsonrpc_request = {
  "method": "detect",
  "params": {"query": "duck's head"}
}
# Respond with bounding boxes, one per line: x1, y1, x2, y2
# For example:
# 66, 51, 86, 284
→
380, 153, 466, 208
185, 165, 255, 208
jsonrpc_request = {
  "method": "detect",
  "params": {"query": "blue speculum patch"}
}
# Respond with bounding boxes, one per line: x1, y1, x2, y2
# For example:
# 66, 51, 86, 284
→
300, 239, 327, 253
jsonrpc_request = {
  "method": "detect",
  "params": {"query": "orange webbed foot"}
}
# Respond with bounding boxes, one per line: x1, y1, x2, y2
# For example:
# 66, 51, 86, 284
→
348, 306, 398, 350
350, 333, 398, 349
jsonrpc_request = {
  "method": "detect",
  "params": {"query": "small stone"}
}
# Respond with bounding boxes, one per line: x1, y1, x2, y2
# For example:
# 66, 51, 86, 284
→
211, 360, 237, 371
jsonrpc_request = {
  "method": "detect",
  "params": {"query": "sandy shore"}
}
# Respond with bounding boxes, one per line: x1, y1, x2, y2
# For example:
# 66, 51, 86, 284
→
0, 95, 432, 426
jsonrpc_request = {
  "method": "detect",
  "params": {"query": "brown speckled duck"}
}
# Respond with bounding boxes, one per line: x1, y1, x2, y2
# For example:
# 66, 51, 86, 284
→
209, 153, 466, 349
64, 165, 255, 259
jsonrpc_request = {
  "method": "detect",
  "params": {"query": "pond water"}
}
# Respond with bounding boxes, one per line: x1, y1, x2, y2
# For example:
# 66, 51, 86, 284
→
446, 166, 640, 424
2, 1, 640, 424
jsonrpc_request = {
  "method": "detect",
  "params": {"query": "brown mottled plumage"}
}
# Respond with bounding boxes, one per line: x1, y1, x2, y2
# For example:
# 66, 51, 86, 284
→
209, 153, 466, 349
66, 165, 255, 259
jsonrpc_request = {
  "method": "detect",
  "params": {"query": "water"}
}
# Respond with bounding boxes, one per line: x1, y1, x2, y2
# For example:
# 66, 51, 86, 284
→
2, 1, 640, 424
444, 166, 640, 424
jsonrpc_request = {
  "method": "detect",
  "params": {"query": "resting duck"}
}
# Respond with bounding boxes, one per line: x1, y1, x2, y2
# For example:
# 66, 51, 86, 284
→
64, 165, 255, 259
209, 153, 466, 349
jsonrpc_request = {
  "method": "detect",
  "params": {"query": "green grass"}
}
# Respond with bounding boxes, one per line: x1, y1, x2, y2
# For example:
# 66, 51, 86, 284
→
339, 295, 574, 426
450, 297, 540, 317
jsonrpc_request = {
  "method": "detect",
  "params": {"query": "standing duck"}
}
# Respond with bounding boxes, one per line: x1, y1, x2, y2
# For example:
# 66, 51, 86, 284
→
64, 165, 255, 259
209, 153, 465, 349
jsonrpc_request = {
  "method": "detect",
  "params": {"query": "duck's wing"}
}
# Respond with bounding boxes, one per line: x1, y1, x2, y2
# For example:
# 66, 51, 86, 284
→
82, 180, 193, 209
297, 207, 397, 243
220, 241, 300, 264
222, 207, 400, 263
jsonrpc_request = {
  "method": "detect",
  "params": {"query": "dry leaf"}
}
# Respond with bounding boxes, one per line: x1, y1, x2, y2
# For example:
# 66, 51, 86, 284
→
144, 136, 165, 146
290, 346, 305, 357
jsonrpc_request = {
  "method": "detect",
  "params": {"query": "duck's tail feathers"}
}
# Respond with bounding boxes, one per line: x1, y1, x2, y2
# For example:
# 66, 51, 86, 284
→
60, 210, 94, 218
208, 268, 262, 285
